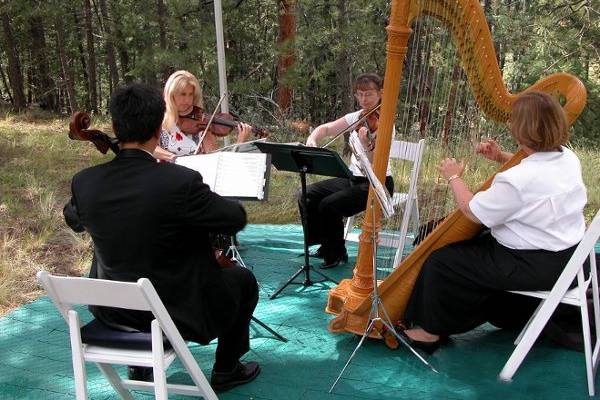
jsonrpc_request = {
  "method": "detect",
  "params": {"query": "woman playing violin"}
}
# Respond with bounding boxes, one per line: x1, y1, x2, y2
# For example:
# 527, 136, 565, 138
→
301, 73, 394, 269
153, 70, 253, 162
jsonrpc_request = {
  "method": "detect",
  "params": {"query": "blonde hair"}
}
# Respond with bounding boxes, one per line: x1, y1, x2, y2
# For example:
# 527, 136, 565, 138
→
510, 91, 569, 152
162, 70, 203, 133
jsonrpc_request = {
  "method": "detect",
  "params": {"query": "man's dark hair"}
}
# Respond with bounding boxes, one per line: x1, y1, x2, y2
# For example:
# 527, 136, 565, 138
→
109, 83, 166, 143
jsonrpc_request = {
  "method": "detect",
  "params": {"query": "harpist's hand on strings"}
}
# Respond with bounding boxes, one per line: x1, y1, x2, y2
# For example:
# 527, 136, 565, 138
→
476, 138, 502, 162
438, 157, 465, 181
475, 138, 513, 164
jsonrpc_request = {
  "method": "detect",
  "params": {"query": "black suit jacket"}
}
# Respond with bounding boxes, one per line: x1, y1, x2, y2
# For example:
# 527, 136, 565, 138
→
64, 149, 247, 344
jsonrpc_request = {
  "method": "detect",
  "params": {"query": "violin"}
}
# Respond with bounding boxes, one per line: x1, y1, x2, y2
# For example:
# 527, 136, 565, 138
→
69, 112, 120, 154
178, 106, 268, 139
360, 106, 380, 150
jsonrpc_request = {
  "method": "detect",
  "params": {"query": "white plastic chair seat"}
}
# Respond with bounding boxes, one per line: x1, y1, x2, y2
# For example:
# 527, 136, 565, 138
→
509, 285, 588, 308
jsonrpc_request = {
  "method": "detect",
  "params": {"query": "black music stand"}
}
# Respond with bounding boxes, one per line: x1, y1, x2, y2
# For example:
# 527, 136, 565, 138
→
255, 142, 352, 299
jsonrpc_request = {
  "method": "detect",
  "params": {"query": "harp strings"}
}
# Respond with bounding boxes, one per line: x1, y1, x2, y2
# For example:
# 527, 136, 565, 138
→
375, 1, 507, 278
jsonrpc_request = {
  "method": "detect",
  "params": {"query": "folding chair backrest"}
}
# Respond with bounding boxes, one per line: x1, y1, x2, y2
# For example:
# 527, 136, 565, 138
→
389, 139, 426, 265
37, 272, 152, 320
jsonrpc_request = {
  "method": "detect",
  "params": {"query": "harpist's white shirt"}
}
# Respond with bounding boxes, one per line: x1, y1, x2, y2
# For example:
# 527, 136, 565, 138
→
469, 146, 586, 251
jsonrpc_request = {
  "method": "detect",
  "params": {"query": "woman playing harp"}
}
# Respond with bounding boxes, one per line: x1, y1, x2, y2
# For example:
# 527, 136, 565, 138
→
325, 0, 588, 341
401, 92, 586, 353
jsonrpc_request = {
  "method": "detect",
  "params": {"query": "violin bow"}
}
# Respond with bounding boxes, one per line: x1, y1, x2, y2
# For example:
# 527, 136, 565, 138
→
194, 94, 228, 155
321, 103, 381, 149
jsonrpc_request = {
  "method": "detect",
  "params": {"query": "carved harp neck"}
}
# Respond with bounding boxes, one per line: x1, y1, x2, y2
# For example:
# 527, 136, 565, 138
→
409, 0, 587, 125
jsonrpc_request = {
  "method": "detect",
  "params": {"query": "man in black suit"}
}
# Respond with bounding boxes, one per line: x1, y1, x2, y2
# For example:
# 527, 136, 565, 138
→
63, 83, 260, 391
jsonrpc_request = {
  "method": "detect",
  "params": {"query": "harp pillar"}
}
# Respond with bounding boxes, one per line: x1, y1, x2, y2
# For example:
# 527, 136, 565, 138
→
326, 0, 413, 337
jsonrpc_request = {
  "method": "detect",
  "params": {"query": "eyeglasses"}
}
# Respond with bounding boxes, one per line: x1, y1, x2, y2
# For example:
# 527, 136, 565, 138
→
354, 90, 379, 100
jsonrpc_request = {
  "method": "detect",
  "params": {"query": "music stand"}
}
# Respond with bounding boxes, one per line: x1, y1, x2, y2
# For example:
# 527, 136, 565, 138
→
328, 136, 438, 393
255, 142, 351, 300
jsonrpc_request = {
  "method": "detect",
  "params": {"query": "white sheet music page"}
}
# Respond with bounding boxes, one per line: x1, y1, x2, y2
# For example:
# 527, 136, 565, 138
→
214, 152, 267, 199
175, 152, 268, 199
175, 153, 219, 191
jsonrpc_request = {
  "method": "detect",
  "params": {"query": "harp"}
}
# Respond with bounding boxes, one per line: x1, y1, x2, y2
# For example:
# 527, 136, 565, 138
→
325, 0, 587, 338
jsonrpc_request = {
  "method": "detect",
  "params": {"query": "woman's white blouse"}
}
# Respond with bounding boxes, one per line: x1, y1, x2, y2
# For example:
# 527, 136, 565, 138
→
469, 146, 587, 251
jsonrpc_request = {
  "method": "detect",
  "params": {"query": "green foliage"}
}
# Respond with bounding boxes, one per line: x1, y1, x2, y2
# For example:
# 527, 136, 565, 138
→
0, 0, 598, 139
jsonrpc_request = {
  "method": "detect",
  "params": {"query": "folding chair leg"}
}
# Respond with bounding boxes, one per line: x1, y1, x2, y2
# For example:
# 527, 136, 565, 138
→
68, 311, 89, 400
499, 296, 559, 381
579, 294, 595, 396
95, 363, 134, 400
152, 320, 169, 400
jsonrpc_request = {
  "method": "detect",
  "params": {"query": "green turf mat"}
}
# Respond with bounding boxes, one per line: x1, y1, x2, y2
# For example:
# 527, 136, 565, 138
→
0, 224, 596, 399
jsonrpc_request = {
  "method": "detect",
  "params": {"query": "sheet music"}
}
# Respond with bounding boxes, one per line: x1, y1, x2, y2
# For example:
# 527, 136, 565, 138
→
349, 135, 395, 218
175, 152, 269, 200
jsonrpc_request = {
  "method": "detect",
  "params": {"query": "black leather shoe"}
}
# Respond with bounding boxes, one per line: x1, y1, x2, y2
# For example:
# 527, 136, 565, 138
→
127, 366, 153, 382
397, 330, 441, 355
320, 252, 349, 269
211, 361, 261, 391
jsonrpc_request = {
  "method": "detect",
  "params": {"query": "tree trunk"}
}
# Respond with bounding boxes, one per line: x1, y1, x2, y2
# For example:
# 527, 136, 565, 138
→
29, 15, 55, 110
157, 0, 167, 50
98, 0, 119, 93
111, 2, 131, 82
275, 0, 296, 114
0, 11, 26, 110
0, 62, 13, 104
83, 0, 98, 112
336, 0, 353, 156
55, 14, 78, 113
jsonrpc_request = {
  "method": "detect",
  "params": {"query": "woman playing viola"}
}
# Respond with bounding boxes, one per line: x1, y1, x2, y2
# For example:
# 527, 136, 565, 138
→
302, 73, 394, 269
153, 70, 253, 162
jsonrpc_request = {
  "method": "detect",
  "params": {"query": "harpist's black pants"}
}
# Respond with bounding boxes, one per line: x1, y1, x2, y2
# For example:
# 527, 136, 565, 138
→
298, 176, 394, 264
404, 232, 577, 335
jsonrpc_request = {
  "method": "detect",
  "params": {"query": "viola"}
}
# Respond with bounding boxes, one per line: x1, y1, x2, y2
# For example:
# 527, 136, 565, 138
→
360, 106, 380, 149
69, 112, 120, 154
178, 106, 268, 139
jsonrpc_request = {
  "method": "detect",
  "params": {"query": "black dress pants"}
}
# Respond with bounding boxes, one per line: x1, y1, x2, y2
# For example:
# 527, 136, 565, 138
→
214, 265, 259, 371
404, 232, 577, 336
298, 176, 394, 263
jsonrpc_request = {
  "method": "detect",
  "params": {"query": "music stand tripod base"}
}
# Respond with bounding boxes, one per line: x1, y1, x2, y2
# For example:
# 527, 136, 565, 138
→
329, 199, 438, 393
253, 142, 351, 300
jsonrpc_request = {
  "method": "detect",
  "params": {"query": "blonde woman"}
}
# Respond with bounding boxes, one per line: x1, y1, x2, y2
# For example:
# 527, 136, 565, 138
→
153, 70, 252, 162
401, 91, 587, 353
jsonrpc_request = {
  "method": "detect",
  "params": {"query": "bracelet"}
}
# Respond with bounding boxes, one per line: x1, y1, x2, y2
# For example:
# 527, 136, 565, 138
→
447, 174, 460, 183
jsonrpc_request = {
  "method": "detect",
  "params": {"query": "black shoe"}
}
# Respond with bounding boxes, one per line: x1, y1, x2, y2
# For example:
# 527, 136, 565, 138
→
211, 361, 261, 392
127, 366, 153, 382
320, 252, 349, 269
397, 329, 441, 355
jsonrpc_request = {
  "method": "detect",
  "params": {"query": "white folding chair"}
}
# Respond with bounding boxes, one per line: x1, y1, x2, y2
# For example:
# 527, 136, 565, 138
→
499, 209, 600, 396
344, 138, 425, 266
37, 271, 218, 400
